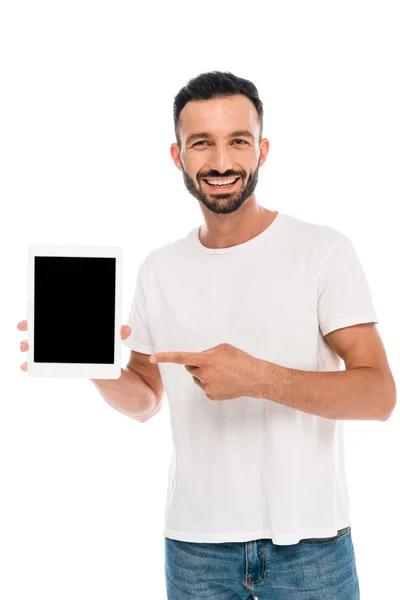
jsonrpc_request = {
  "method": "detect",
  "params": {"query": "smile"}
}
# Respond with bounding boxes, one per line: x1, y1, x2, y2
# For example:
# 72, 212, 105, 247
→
202, 176, 241, 190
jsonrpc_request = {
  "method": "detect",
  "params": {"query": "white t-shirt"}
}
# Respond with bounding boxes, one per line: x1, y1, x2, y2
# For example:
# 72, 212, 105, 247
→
123, 211, 378, 545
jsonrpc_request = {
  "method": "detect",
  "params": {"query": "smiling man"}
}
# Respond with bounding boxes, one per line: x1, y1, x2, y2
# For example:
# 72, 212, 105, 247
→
107, 71, 396, 599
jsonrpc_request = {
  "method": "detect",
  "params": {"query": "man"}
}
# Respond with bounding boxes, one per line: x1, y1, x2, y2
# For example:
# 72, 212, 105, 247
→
104, 71, 397, 598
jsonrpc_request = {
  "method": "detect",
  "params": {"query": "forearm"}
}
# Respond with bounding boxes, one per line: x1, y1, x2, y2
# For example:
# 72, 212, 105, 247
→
91, 367, 159, 422
252, 361, 391, 421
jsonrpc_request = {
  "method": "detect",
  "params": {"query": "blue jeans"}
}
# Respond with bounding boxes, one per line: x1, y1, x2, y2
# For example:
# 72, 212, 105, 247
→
165, 526, 360, 599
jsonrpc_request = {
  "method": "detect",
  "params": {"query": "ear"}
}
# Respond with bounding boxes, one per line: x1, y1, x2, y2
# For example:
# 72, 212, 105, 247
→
258, 138, 270, 168
170, 143, 182, 171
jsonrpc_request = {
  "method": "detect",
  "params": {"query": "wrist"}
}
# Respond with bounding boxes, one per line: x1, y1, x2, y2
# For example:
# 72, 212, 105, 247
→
249, 357, 268, 398
250, 358, 282, 399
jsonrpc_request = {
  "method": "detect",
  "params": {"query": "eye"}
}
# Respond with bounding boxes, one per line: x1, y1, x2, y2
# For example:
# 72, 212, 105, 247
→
192, 139, 249, 147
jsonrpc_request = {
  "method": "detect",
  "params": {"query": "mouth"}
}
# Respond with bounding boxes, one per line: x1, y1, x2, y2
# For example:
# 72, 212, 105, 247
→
202, 176, 241, 192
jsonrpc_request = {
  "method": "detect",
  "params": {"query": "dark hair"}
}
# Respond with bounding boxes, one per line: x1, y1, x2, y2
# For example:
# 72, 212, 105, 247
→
173, 71, 263, 148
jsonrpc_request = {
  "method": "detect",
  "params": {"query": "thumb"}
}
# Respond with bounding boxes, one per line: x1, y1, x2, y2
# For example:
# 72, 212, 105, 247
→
120, 325, 132, 340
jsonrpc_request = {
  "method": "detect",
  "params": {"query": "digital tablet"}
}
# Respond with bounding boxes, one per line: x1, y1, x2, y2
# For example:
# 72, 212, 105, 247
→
27, 245, 122, 378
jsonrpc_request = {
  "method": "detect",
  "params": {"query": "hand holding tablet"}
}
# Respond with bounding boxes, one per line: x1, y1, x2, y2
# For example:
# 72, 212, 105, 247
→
17, 320, 132, 374
24, 245, 123, 379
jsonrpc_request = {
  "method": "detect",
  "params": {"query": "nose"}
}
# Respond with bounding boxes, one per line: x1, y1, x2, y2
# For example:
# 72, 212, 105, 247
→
207, 142, 236, 174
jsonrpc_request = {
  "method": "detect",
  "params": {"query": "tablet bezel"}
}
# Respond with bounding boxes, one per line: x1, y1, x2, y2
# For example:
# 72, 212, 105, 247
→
27, 245, 122, 379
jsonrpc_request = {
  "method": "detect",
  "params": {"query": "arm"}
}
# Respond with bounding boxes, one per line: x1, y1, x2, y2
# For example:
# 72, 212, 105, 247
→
92, 350, 164, 422
253, 323, 397, 421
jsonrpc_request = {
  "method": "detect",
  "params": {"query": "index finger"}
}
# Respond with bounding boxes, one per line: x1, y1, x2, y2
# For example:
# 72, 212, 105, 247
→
149, 351, 202, 365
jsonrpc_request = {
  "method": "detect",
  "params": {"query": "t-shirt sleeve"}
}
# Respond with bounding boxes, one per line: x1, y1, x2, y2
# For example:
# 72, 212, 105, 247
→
122, 259, 154, 355
317, 235, 379, 336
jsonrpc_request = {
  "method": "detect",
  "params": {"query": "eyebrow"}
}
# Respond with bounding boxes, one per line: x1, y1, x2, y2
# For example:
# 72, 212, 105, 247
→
186, 130, 255, 145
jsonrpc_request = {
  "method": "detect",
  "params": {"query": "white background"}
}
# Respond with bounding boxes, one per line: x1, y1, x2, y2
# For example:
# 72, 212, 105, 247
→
1, 1, 399, 598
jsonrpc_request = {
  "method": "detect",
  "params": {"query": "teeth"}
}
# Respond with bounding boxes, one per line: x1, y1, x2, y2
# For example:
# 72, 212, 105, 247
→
204, 177, 238, 186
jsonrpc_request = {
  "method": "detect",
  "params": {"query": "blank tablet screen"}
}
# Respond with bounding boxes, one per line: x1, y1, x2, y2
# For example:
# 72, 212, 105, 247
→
34, 256, 116, 364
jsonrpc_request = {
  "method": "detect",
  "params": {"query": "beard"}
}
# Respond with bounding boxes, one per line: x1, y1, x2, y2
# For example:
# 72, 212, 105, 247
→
180, 158, 261, 215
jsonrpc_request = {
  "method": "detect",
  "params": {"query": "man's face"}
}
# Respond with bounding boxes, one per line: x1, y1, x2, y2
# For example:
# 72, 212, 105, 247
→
170, 94, 269, 215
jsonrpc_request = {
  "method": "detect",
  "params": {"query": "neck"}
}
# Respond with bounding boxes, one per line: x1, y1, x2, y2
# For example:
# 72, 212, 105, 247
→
199, 199, 278, 250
